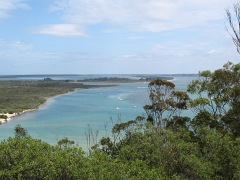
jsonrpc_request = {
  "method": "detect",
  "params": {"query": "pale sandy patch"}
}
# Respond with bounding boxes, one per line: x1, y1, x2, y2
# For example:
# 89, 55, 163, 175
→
0, 113, 17, 124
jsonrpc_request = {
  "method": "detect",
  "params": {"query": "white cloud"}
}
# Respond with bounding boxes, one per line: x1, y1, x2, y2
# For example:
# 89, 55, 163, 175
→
207, 49, 217, 54
32, 24, 86, 36
49, 0, 230, 33
0, 0, 30, 21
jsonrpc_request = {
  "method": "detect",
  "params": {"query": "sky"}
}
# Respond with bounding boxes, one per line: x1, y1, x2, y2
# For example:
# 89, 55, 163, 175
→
0, 0, 239, 75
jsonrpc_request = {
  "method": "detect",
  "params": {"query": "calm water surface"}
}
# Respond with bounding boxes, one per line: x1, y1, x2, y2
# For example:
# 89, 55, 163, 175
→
0, 75, 197, 148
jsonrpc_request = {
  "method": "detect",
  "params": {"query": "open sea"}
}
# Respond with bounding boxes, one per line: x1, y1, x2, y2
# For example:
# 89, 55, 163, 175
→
0, 74, 197, 149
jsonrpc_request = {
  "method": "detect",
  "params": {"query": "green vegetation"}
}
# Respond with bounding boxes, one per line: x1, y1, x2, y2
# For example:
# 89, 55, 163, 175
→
0, 115, 7, 119
77, 76, 174, 83
0, 61, 240, 179
0, 80, 113, 114
1, 3, 240, 178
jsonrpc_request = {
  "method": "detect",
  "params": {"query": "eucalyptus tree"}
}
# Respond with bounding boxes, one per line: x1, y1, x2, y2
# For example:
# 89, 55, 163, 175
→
144, 78, 190, 128
187, 62, 240, 136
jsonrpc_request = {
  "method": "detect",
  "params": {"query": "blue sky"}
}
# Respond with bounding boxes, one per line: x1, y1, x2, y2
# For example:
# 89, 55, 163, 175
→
0, 0, 239, 74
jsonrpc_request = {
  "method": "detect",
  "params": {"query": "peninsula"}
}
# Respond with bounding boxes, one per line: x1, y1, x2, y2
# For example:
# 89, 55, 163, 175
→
0, 79, 114, 124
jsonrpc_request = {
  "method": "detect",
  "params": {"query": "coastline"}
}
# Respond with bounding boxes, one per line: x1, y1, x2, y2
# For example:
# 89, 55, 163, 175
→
0, 79, 148, 125
0, 77, 147, 125
0, 109, 36, 124
0, 87, 97, 125
0, 113, 17, 124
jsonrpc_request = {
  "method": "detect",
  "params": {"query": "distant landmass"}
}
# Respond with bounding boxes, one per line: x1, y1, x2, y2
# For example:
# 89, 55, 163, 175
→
0, 74, 197, 82
75, 76, 174, 83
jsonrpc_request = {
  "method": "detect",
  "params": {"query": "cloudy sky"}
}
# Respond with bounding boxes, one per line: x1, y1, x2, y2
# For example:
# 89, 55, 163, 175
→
0, 0, 239, 74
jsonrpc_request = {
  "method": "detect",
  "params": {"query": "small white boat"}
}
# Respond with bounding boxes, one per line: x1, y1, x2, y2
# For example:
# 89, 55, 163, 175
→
117, 97, 123, 100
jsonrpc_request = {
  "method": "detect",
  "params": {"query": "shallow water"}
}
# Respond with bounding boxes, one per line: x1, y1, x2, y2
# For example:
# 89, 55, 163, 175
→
0, 75, 197, 148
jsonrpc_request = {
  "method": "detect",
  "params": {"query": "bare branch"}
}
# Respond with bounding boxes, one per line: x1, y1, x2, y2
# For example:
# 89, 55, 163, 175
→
226, 2, 240, 54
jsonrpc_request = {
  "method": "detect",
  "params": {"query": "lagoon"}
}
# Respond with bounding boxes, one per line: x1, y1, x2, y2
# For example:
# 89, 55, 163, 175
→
0, 75, 197, 148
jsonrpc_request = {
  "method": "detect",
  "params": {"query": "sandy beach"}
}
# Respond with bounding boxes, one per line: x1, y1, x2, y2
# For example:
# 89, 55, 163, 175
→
0, 113, 17, 124
0, 109, 37, 124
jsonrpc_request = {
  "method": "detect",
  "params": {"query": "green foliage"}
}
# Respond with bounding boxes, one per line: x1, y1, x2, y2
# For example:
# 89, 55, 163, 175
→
0, 132, 88, 179
95, 61, 240, 179
194, 127, 240, 179
0, 115, 7, 119
57, 137, 75, 148
98, 122, 240, 179
0, 127, 168, 179
187, 61, 240, 137
144, 78, 190, 128
190, 110, 223, 132
97, 120, 240, 179
14, 124, 29, 139
0, 80, 113, 114
85, 151, 166, 179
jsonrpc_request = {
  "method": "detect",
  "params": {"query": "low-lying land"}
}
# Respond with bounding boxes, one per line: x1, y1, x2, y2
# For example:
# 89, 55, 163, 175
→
76, 76, 174, 83
0, 80, 114, 123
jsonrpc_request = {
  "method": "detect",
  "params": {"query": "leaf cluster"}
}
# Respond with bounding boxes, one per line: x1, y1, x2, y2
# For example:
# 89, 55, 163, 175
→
188, 61, 240, 137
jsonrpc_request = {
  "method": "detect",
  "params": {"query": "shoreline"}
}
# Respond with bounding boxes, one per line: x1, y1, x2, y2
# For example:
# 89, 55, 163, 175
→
0, 86, 111, 125
0, 89, 82, 125
0, 109, 36, 124
0, 79, 149, 125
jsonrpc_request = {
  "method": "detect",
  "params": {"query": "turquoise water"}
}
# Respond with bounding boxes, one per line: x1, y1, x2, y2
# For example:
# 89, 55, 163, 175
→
0, 75, 197, 148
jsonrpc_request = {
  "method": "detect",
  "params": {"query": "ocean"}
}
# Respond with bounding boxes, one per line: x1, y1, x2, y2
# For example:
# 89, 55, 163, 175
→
0, 75, 197, 148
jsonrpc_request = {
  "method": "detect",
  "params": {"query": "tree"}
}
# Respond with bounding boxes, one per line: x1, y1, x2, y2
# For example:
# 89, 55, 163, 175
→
226, 2, 240, 54
0, 133, 88, 179
14, 124, 29, 139
187, 62, 240, 137
144, 78, 190, 128
57, 137, 75, 148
